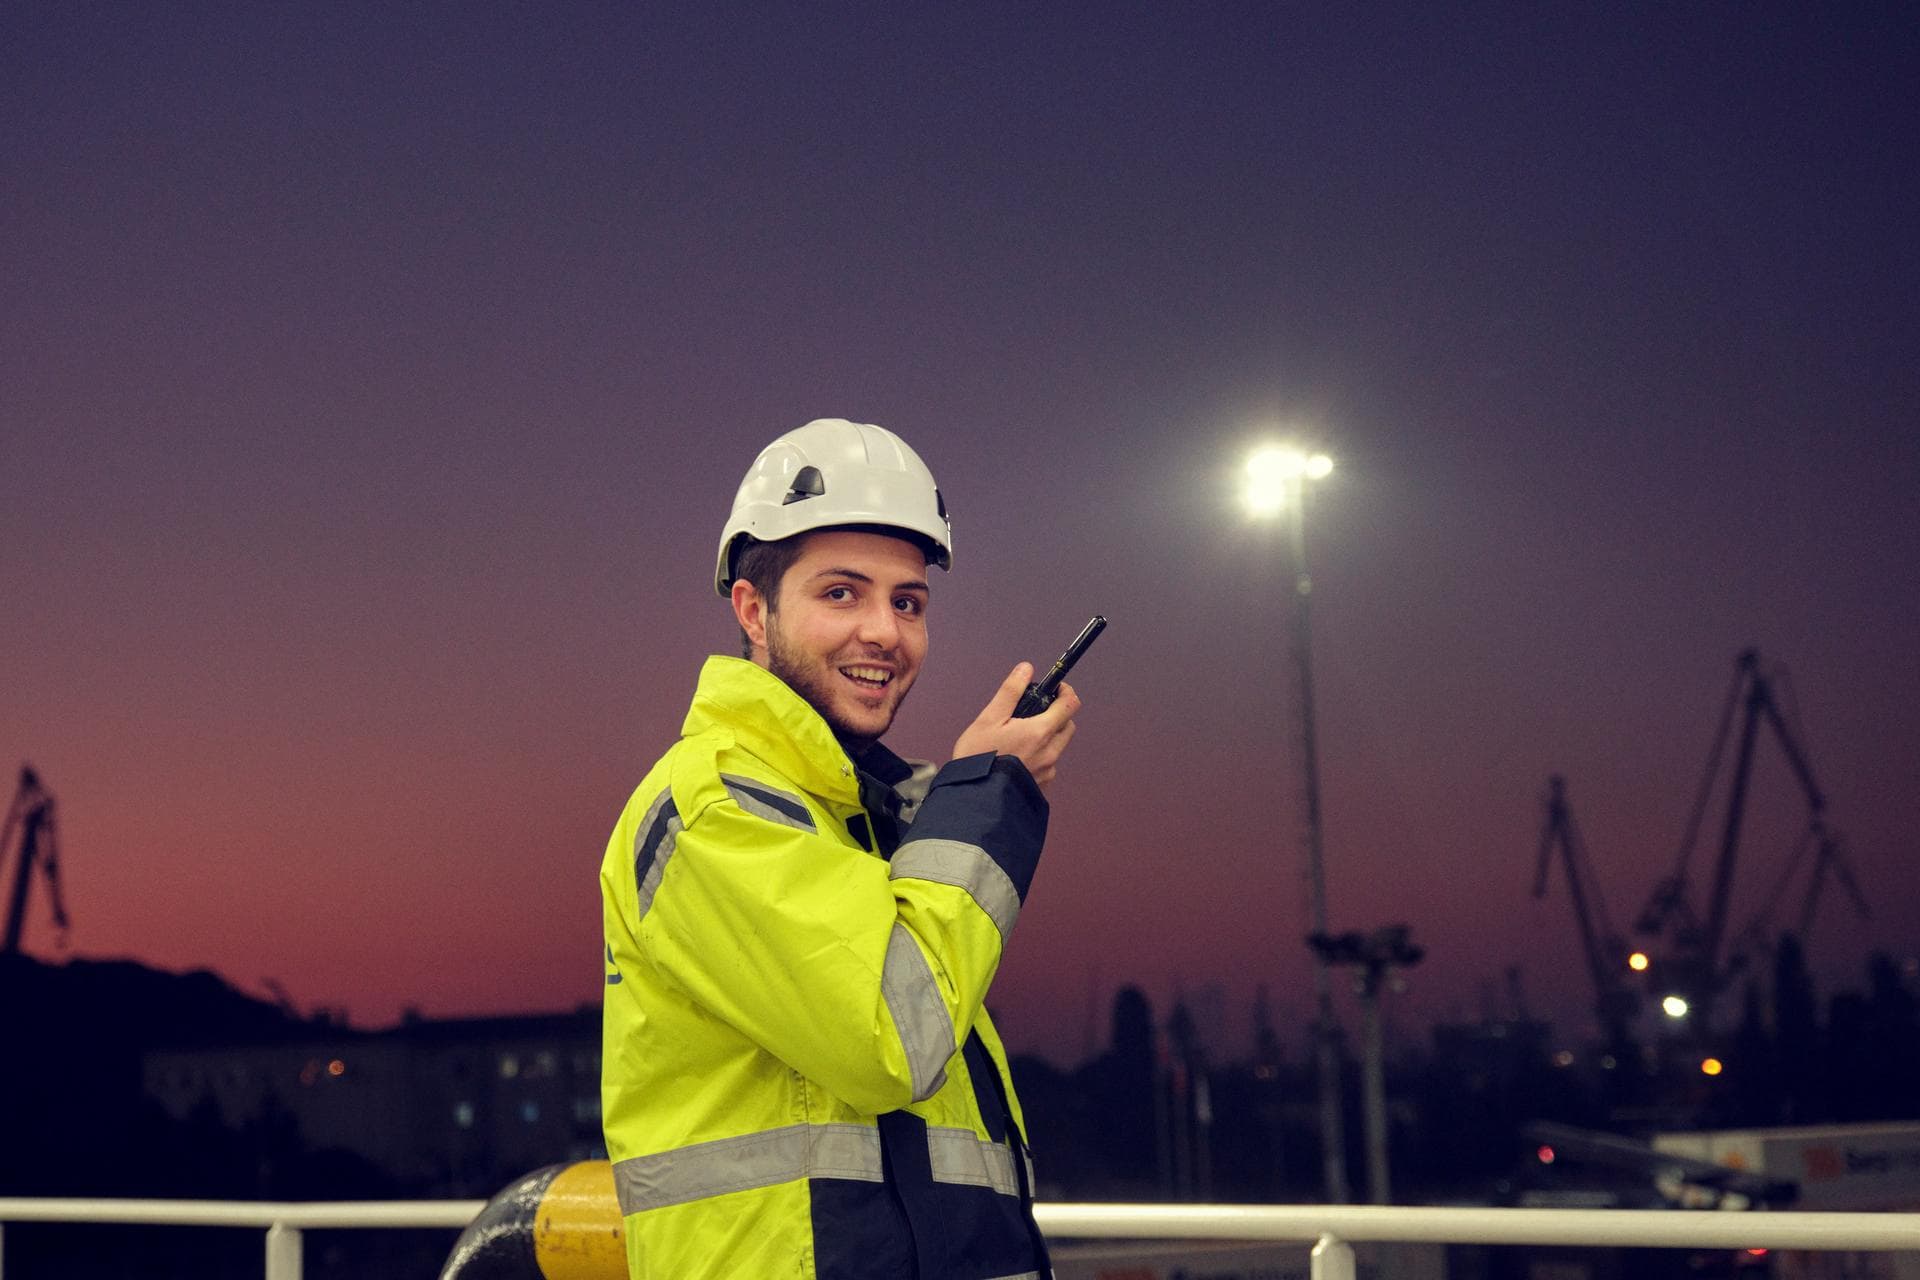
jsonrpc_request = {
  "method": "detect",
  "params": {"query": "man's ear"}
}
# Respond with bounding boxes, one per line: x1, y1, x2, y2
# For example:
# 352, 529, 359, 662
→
732, 579, 770, 657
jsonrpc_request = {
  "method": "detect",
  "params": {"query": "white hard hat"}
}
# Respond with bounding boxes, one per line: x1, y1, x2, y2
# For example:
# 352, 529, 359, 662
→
715, 418, 953, 596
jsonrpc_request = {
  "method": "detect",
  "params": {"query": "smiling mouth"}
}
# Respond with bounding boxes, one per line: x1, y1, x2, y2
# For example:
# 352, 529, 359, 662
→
839, 664, 894, 691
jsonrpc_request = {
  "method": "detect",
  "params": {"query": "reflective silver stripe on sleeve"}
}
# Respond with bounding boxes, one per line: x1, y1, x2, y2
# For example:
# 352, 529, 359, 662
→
719, 773, 817, 832
888, 838, 1021, 941
882, 924, 954, 1101
927, 1125, 1019, 1197
612, 1122, 883, 1215
632, 792, 684, 925
895, 759, 938, 825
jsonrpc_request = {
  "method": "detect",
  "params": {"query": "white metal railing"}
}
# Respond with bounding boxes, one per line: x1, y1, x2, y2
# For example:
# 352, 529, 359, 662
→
3, 1197, 1918, 1279
0, 1197, 484, 1280
1037, 1203, 1920, 1279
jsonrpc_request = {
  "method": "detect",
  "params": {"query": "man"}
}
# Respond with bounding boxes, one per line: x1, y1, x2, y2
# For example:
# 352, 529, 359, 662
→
601, 418, 1081, 1279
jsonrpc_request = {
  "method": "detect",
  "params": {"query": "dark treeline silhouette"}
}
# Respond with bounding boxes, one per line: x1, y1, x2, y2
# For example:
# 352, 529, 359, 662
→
1, 955, 394, 1200
1, 955, 446, 1278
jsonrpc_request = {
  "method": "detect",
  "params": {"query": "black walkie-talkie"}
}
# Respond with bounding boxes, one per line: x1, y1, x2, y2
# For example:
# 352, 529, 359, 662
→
1012, 615, 1107, 718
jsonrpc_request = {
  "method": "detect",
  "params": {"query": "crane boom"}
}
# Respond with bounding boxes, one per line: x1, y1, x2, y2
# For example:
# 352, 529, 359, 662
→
2, 764, 67, 955
1533, 775, 1638, 1050
1638, 650, 1851, 1029
1700, 653, 1833, 1008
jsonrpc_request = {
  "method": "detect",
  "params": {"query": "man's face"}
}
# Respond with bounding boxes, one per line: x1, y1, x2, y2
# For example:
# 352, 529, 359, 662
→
757, 530, 930, 745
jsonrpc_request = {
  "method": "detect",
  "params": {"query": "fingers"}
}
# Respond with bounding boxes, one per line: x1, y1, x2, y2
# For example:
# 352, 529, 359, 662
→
1022, 686, 1080, 787
1024, 719, 1077, 786
1023, 680, 1080, 731
952, 663, 1035, 760
985, 662, 1032, 721
951, 667, 1084, 787
1045, 680, 1080, 722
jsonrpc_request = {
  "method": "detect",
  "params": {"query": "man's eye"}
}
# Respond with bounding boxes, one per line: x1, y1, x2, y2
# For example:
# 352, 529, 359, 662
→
825, 586, 854, 602
895, 597, 923, 615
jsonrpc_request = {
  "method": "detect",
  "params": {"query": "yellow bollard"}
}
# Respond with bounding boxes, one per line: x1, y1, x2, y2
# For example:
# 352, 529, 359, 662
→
440, 1161, 625, 1280
532, 1161, 626, 1280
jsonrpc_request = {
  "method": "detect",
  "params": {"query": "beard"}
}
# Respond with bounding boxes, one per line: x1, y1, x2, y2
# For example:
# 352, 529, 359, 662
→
765, 618, 914, 749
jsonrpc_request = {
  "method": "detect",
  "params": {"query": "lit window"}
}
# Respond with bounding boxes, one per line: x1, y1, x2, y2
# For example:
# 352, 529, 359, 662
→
521, 1101, 540, 1124
453, 1102, 475, 1129
499, 1054, 520, 1079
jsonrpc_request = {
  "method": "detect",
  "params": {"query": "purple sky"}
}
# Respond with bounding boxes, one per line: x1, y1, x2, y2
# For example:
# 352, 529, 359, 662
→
5, 3, 1917, 1066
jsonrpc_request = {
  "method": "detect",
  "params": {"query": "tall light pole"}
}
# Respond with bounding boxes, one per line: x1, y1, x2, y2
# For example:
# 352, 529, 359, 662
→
1313, 925, 1424, 1204
1243, 445, 1347, 1204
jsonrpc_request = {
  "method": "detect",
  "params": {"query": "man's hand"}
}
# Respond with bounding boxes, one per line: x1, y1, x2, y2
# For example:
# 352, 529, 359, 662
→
951, 663, 1082, 788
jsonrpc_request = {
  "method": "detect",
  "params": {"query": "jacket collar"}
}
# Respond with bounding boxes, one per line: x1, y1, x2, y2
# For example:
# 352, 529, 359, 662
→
684, 656, 864, 806
844, 736, 915, 790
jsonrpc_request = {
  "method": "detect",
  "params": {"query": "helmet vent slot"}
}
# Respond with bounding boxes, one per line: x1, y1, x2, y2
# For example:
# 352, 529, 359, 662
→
782, 466, 826, 505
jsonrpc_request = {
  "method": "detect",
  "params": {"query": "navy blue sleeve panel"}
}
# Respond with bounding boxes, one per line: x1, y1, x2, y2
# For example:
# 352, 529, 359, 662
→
961, 1032, 1009, 1144
908, 752, 1049, 902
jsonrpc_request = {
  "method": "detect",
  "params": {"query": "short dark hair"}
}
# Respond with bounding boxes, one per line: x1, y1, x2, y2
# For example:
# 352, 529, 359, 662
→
731, 536, 807, 658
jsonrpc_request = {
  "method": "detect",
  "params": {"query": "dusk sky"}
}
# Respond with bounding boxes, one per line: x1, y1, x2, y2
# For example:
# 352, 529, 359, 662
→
6, 3, 1917, 1067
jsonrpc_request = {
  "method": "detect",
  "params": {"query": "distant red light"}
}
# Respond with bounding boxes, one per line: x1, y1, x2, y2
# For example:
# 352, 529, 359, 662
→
1536, 1145, 1556, 1165
1746, 1248, 1769, 1257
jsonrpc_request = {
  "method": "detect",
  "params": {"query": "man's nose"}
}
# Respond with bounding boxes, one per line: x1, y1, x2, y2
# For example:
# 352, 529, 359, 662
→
855, 599, 900, 647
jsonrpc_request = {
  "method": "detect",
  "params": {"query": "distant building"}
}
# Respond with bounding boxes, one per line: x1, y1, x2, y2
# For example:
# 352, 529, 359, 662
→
143, 1008, 603, 1195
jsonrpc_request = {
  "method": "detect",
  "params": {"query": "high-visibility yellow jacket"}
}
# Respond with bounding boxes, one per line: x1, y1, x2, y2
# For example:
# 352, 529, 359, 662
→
600, 657, 1053, 1279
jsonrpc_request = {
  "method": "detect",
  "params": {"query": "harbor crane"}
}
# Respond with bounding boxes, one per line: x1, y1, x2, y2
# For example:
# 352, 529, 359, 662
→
1533, 774, 1640, 1056
1632, 650, 1865, 1030
2, 764, 68, 955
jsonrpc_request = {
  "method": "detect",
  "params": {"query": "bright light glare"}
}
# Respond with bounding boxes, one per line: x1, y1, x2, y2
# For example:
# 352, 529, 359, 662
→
1628, 951, 1650, 972
1662, 994, 1690, 1019
1701, 1057, 1724, 1076
1244, 447, 1302, 516
1243, 446, 1333, 517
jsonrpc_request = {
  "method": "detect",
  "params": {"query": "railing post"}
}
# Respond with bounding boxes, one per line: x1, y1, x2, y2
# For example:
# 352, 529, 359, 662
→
1310, 1231, 1355, 1280
264, 1221, 302, 1280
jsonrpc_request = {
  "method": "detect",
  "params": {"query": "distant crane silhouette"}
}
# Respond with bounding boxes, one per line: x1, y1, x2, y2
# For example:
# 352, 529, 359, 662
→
1533, 774, 1640, 1056
1633, 650, 1867, 1031
3, 764, 68, 955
